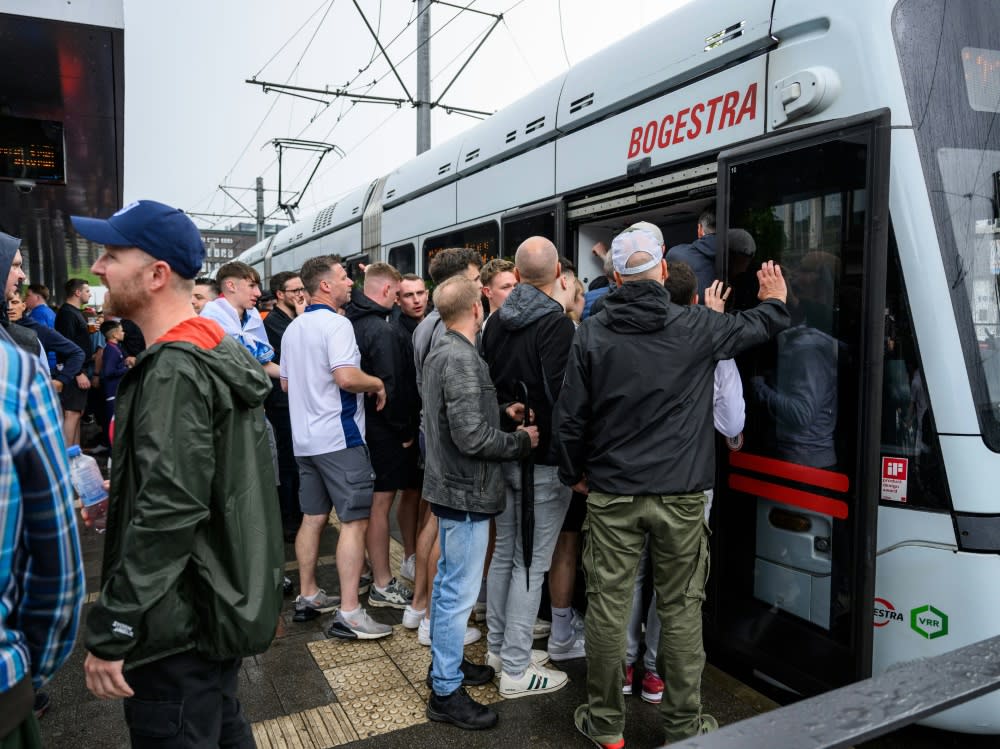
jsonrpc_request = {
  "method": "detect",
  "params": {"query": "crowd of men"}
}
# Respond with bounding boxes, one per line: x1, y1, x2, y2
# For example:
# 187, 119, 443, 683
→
0, 199, 789, 749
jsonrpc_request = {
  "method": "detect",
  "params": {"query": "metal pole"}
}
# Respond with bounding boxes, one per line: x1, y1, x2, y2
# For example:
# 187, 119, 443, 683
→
256, 177, 265, 242
416, 0, 431, 154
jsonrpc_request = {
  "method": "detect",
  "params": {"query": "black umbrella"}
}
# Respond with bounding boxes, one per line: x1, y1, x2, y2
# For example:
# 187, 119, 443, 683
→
517, 380, 535, 590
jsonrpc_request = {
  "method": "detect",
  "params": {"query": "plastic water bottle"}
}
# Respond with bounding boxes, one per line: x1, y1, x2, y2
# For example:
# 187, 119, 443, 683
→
67, 445, 108, 532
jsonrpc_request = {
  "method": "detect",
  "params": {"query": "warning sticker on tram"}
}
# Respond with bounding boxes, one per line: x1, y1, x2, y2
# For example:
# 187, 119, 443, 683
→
880, 457, 908, 503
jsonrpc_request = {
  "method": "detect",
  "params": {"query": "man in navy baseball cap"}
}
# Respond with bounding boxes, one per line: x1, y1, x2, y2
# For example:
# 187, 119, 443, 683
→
71, 200, 205, 279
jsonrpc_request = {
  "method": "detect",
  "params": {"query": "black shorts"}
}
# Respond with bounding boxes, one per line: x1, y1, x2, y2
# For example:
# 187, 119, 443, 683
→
561, 491, 587, 533
401, 441, 423, 491
59, 378, 88, 412
367, 435, 411, 492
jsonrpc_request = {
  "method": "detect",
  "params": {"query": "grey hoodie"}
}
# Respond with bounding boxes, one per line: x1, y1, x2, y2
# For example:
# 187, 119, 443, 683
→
0, 232, 40, 357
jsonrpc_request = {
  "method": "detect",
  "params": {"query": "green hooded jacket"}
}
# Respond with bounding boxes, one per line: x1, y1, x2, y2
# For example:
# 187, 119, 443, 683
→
85, 317, 284, 668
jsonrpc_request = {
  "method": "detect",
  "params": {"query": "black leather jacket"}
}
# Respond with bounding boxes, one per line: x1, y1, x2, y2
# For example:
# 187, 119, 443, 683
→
421, 330, 531, 514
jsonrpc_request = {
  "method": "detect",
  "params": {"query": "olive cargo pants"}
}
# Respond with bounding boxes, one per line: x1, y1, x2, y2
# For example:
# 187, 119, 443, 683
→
579, 491, 712, 744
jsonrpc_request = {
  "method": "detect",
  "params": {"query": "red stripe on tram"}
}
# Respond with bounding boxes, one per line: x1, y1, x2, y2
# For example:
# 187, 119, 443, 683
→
728, 474, 850, 520
729, 452, 850, 493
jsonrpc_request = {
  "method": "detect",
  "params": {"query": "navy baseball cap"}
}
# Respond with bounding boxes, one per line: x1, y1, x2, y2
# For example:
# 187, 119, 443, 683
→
71, 200, 205, 279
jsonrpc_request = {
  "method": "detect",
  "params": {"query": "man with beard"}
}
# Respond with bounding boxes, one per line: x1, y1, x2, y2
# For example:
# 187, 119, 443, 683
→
345, 263, 414, 610
73, 200, 283, 748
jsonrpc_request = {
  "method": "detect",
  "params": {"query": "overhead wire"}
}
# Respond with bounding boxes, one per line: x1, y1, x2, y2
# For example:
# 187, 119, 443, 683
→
196, 0, 337, 221
218, 0, 536, 223
557, 0, 571, 67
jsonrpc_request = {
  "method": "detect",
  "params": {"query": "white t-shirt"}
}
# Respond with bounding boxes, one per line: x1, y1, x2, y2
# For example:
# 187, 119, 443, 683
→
280, 304, 366, 456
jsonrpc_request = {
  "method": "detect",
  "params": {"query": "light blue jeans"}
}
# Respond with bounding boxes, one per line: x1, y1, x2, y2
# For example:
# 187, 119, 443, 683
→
430, 513, 490, 696
486, 463, 572, 676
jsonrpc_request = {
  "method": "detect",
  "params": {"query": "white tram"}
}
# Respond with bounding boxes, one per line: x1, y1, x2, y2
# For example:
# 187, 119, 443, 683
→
237, 0, 1000, 733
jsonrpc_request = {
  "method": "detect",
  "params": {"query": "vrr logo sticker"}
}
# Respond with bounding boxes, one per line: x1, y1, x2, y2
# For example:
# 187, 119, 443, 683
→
910, 604, 949, 639
873, 597, 904, 627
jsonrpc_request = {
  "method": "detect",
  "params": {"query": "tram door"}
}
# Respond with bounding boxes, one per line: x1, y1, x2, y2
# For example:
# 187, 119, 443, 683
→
706, 113, 890, 692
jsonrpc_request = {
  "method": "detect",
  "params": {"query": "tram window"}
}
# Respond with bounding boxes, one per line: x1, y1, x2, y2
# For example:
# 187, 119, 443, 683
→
503, 211, 556, 258
388, 244, 415, 275
881, 226, 952, 511
344, 254, 370, 284
422, 222, 499, 280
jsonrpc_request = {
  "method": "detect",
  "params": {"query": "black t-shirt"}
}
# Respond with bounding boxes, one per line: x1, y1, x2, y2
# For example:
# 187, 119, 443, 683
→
55, 303, 93, 364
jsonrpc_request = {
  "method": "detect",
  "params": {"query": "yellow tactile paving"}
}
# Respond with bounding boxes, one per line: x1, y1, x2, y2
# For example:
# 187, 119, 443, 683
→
307, 638, 385, 669
378, 625, 424, 657
322, 656, 409, 701
255, 503, 508, 746
340, 684, 428, 739
252, 703, 363, 749
391, 645, 433, 689
303, 704, 360, 746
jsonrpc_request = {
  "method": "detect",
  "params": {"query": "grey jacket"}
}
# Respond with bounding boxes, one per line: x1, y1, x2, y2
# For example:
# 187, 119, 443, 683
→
421, 329, 531, 514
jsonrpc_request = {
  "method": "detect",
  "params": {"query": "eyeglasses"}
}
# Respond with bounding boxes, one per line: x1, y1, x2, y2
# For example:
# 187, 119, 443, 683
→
283, 287, 306, 295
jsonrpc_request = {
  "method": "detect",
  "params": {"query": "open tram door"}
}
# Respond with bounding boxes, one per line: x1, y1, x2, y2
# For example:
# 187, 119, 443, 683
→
705, 111, 890, 693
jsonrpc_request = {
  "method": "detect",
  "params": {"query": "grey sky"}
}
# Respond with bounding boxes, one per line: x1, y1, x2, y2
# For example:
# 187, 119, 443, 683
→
122, 0, 686, 229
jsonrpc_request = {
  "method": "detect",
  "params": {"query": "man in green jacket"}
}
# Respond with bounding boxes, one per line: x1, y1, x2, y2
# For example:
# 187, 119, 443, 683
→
74, 200, 284, 748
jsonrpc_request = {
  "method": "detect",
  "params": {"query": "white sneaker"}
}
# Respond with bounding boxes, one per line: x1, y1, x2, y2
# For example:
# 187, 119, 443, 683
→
547, 631, 586, 661
400, 554, 416, 583
499, 662, 569, 699
417, 618, 480, 647
402, 605, 425, 630
532, 618, 551, 638
486, 649, 549, 672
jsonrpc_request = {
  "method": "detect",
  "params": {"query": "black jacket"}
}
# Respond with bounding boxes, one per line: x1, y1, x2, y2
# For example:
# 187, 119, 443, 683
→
55, 303, 93, 365
481, 283, 576, 465
422, 330, 531, 514
263, 305, 294, 410
666, 233, 717, 302
345, 290, 416, 443
554, 280, 789, 495
120, 319, 146, 358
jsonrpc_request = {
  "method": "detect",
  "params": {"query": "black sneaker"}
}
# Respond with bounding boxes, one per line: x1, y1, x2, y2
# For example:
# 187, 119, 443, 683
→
426, 687, 498, 730
282, 577, 293, 597
425, 658, 495, 688
33, 691, 50, 720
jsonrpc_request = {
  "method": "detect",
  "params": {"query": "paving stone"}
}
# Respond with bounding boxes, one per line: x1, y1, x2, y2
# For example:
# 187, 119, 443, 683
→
322, 656, 408, 702
340, 685, 427, 740
308, 638, 385, 670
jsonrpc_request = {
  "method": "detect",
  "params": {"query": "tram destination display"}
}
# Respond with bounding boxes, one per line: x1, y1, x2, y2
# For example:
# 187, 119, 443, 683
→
0, 116, 66, 184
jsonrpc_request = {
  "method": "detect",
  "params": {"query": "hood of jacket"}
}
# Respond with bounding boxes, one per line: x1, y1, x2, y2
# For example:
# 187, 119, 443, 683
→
598, 280, 675, 334
146, 317, 272, 409
674, 233, 717, 263
345, 288, 393, 323
0, 232, 20, 326
496, 282, 564, 330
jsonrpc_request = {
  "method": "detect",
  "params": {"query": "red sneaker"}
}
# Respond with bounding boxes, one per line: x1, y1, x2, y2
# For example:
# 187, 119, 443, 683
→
622, 664, 633, 695
641, 670, 664, 704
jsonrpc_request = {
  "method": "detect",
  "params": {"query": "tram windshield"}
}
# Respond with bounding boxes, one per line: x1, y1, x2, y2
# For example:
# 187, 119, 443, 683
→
894, 0, 1000, 449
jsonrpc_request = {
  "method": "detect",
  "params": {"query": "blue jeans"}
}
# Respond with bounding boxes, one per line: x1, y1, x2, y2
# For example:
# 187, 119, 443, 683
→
430, 513, 490, 696
486, 463, 571, 675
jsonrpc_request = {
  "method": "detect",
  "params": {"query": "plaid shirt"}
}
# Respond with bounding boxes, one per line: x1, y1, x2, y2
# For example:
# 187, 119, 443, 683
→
1, 332, 84, 691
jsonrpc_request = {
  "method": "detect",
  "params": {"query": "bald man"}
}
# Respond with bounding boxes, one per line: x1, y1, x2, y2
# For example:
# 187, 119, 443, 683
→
480, 236, 577, 698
